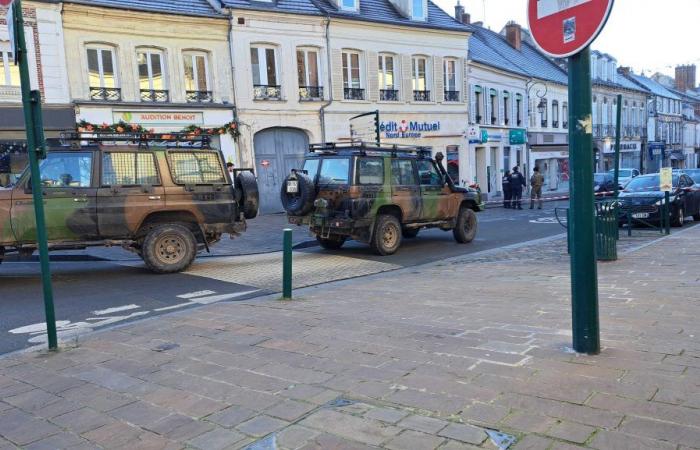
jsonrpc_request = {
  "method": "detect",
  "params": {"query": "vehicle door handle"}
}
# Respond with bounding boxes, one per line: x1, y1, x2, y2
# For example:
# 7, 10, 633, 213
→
73, 198, 88, 203
148, 195, 162, 201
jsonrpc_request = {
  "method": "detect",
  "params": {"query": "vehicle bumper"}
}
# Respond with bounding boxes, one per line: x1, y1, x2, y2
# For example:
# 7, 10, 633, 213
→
288, 214, 370, 237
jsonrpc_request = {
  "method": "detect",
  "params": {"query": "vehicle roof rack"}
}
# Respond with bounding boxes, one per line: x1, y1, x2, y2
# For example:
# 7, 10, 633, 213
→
308, 142, 432, 157
58, 131, 212, 149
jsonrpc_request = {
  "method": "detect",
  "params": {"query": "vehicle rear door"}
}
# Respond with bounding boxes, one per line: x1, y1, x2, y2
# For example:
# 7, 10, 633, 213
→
164, 150, 234, 225
390, 159, 421, 222
11, 151, 98, 242
680, 175, 700, 216
416, 159, 450, 220
97, 151, 165, 237
0, 187, 13, 245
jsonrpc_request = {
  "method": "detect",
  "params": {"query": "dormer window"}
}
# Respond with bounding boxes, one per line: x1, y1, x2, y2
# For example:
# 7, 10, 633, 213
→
412, 0, 426, 20
340, 0, 359, 12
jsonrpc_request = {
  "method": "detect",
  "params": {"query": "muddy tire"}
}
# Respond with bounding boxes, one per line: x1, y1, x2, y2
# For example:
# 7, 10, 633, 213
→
235, 171, 259, 220
141, 224, 197, 274
281, 173, 316, 216
402, 228, 420, 239
453, 207, 478, 243
371, 214, 402, 256
317, 235, 346, 250
672, 206, 684, 228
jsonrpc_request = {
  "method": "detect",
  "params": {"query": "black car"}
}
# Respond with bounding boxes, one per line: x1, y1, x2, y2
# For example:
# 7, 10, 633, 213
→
618, 173, 700, 227
594, 173, 617, 196
680, 168, 700, 184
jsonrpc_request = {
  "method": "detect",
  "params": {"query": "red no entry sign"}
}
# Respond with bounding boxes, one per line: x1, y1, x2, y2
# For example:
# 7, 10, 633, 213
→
528, 0, 614, 57
0, 0, 14, 7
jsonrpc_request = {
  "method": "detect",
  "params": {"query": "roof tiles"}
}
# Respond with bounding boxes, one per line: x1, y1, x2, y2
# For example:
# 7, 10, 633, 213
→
68, 0, 223, 17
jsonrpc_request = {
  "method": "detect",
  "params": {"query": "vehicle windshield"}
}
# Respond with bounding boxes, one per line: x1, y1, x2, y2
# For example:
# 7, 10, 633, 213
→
609, 169, 632, 177
594, 174, 608, 183
302, 158, 320, 178
624, 175, 678, 192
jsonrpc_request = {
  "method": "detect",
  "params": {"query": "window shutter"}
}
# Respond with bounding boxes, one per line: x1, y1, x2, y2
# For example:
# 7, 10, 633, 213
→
433, 56, 443, 102
332, 49, 343, 101
498, 90, 505, 126
367, 51, 379, 102
469, 84, 476, 124
402, 54, 412, 102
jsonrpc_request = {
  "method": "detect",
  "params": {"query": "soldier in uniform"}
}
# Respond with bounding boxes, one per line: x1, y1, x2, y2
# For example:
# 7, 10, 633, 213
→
502, 170, 512, 208
509, 166, 526, 209
530, 166, 545, 209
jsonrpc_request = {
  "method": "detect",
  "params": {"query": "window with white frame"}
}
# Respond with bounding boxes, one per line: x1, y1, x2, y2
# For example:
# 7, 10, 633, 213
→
411, 56, 429, 101
540, 97, 548, 127
552, 100, 559, 127
475, 85, 483, 124
443, 59, 459, 101
86, 46, 119, 100
562, 102, 568, 128
342, 51, 363, 100
0, 46, 19, 87
251, 45, 280, 100
378, 53, 397, 101
340, 0, 358, 11
412, 0, 426, 20
297, 48, 321, 100
502, 91, 510, 124
516, 93, 523, 126
489, 89, 498, 124
137, 48, 168, 102
183, 52, 211, 103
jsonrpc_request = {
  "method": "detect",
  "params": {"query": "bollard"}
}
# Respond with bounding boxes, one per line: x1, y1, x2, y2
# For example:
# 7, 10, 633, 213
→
282, 228, 293, 299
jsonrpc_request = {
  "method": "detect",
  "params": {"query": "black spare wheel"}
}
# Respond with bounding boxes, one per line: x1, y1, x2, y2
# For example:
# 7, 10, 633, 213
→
281, 172, 316, 216
236, 171, 259, 219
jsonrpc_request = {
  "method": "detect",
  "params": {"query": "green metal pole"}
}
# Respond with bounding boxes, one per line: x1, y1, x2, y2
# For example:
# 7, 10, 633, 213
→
664, 191, 671, 235
613, 94, 622, 198
13, 0, 57, 350
567, 47, 600, 355
282, 228, 292, 299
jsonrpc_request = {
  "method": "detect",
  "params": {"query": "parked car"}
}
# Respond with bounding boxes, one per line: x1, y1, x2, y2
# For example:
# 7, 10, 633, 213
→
281, 143, 483, 255
607, 168, 640, 188
676, 168, 700, 184
0, 133, 259, 273
594, 173, 617, 195
617, 173, 700, 227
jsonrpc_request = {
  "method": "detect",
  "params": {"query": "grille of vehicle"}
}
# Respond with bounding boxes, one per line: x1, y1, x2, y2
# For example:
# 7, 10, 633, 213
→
619, 203, 658, 214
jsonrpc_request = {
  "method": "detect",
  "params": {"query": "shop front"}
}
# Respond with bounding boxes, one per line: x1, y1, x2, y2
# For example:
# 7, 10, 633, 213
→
597, 140, 642, 171
528, 131, 569, 193
646, 141, 666, 173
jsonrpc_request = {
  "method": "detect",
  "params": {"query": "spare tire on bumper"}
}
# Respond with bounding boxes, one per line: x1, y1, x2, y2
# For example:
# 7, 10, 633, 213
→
281, 172, 316, 216
235, 171, 259, 219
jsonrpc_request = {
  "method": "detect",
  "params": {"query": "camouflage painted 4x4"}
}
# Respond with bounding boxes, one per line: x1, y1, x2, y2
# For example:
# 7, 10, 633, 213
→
0, 134, 258, 273
281, 143, 483, 255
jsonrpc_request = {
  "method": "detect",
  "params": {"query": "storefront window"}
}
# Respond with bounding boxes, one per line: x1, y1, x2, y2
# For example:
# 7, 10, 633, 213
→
446, 145, 459, 183
0, 49, 20, 87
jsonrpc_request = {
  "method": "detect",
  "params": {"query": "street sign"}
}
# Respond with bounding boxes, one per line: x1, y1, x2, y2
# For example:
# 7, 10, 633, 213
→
528, 0, 614, 57
660, 167, 673, 192
467, 126, 481, 144
0, 0, 15, 6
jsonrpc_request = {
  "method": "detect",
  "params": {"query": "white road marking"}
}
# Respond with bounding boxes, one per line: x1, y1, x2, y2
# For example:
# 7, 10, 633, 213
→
537, 0, 592, 19
92, 304, 141, 315
189, 290, 261, 305
177, 290, 217, 299
154, 302, 195, 312
9, 321, 72, 335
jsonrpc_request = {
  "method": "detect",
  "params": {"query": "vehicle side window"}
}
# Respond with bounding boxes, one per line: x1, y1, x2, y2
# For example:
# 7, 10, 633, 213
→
633, 170, 640, 177
303, 158, 320, 179
38, 152, 93, 188
102, 152, 160, 186
391, 159, 416, 186
356, 157, 384, 185
678, 176, 687, 188
416, 160, 443, 186
168, 152, 226, 184
318, 158, 349, 185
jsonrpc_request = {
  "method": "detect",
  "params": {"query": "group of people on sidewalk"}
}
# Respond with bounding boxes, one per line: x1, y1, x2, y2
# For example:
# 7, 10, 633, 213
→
502, 166, 545, 210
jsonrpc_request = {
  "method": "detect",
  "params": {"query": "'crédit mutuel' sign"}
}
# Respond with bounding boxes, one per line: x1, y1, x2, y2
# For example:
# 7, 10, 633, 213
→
380, 120, 441, 138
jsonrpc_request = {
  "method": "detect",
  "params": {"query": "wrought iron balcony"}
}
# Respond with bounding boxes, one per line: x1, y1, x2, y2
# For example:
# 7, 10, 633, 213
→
444, 90, 460, 102
517, 118, 522, 126
344, 87, 365, 100
476, 115, 482, 124
299, 86, 323, 101
541, 120, 548, 128
140, 89, 169, 103
504, 118, 509, 126
552, 121, 559, 128
253, 85, 282, 100
186, 90, 213, 103
90, 87, 122, 101
379, 89, 399, 101
413, 90, 430, 102
491, 116, 497, 125
593, 124, 602, 137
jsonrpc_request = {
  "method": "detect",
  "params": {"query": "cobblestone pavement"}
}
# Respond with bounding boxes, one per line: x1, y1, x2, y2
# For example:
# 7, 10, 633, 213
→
1, 226, 699, 449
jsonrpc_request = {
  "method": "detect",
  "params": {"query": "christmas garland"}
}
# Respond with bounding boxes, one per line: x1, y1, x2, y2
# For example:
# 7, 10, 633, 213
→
77, 119, 240, 138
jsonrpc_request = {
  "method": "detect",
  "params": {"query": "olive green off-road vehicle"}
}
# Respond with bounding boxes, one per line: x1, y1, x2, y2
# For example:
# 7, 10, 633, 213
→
0, 133, 258, 273
281, 143, 483, 255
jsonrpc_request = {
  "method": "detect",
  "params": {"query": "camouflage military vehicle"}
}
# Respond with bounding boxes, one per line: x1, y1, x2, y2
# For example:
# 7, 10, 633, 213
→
281, 143, 483, 255
0, 133, 258, 273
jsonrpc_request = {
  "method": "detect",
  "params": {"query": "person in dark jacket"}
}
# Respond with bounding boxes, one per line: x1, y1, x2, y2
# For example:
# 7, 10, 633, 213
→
509, 166, 526, 209
502, 170, 512, 208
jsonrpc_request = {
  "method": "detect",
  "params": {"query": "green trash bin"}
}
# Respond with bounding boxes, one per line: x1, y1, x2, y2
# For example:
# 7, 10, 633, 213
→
594, 200, 618, 261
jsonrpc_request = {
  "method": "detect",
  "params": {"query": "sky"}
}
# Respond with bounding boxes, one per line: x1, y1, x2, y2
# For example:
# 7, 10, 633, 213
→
433, 0, 700, 87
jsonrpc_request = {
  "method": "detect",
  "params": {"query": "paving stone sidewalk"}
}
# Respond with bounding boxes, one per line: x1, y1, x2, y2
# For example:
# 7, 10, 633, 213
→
1, 227, 699, 449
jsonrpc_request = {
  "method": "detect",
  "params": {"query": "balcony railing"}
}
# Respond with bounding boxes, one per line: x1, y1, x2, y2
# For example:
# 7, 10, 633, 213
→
344, 87, 365, 100
140, 89, 169, 103
563, 121, 568, 129
541, 120, 548, 128
413, 90, 430, 102
517, 118, 522, 126
186, 90, 213, 103
476, 115, 482, 124
380, 89, 399, 101
444, 90, 460, 102
299, 86, 323, 101
552, 121, 559, 128
491, 116, 497, 125
90, 87, 122, 102
254, 85, 282, 100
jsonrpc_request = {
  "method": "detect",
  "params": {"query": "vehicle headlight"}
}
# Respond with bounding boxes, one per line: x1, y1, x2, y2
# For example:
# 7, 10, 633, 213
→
594, 185, 600, 191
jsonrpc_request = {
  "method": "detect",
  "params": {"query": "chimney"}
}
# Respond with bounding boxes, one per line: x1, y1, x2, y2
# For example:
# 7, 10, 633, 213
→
454, 1, 464, 20
618, 66, 631, 76
461, 12, 470, 24
505, 21, 522, 51
675, 64, 697, 92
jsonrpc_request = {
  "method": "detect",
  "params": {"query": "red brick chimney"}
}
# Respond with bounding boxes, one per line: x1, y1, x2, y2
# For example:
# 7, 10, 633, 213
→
461, 12, 470, 24
505, 21, 522, 51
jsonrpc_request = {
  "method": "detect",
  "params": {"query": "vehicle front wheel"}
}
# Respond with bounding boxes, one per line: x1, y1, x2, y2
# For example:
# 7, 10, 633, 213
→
402, 228, 420, 239
672, 207, 685, 228
141, 224, 197, 274
453, 207, 478, 243
317, 235, 346, 250
371, 214, 402, 256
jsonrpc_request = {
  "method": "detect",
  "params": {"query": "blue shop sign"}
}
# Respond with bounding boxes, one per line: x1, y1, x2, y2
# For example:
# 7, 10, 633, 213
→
380, 120, 441, 139
648, 142, 665, 160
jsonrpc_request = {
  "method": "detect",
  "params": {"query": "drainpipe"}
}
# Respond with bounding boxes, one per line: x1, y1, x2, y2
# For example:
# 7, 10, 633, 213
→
226, 10, 244, 167
319, 16, 333, 145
